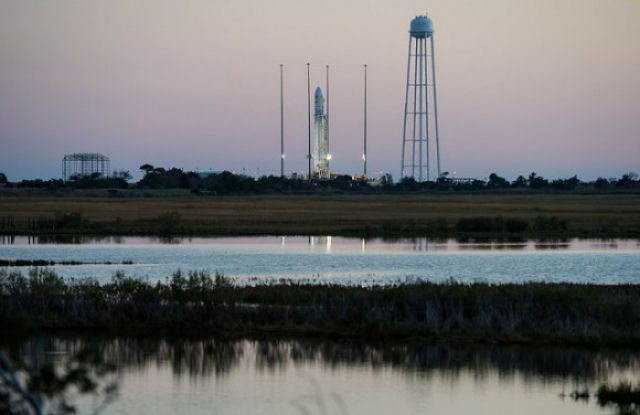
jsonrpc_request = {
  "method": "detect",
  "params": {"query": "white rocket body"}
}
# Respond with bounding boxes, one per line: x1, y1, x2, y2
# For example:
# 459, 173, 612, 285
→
313, 87, 330, 179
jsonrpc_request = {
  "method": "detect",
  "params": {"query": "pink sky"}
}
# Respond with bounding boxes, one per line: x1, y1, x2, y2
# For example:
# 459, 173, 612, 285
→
1, 0, 639, 180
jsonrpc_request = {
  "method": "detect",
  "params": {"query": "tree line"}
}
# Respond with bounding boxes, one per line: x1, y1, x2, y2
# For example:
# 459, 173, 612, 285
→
1, 166, 638, 195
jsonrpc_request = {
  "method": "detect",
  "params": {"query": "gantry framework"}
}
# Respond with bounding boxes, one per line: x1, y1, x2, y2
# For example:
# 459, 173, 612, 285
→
62, 153, 110, 181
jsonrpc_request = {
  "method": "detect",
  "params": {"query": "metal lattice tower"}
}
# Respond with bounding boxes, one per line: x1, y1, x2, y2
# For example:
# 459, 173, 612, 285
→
62, 153, 110, 181
400, 14, 441, 181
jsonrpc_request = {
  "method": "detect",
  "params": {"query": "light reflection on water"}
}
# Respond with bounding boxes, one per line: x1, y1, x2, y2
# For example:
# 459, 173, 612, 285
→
0, 236, 639, 285
3, 335, 638, 414
2, 234, 640, 251
2, 234, 640, 255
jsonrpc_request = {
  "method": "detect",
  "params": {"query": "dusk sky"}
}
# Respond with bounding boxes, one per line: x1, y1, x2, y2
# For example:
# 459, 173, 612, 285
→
1, 0, 638, 181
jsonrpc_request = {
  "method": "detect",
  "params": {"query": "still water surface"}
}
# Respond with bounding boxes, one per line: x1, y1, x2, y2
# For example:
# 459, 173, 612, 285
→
4, 335, 638, 414
1, 236, 638, 284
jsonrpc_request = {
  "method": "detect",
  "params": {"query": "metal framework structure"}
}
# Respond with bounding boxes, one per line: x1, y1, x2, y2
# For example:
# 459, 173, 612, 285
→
62, 153, 110, 181
401, 14, 441, 181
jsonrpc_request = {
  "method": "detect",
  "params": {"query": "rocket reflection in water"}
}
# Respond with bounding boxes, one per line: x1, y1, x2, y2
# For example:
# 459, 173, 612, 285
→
313, 87, 330, 179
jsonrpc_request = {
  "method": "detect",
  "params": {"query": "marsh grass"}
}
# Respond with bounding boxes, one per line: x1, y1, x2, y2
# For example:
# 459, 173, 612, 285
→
597, 382, 640, 407
570, 382, 640, 414
2, 268, 640, 345
0, 194, 639, 237
0, 259, 135, 266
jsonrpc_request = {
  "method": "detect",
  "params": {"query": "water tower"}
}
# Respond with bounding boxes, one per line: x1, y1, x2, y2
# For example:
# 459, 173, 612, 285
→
400, 14, 441, 181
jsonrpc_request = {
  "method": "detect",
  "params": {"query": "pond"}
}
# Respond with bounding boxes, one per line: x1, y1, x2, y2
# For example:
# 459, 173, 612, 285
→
1, 236, 639, 285
2, 335, 637, 414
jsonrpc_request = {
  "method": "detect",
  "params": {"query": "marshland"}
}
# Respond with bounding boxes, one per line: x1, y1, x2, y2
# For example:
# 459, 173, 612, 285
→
1, 193, 639, 237
3, 267, 640, 346
2, 202, 640, 414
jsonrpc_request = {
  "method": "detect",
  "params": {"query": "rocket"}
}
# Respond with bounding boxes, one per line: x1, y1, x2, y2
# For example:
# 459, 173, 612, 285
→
313, 87, 330, 179
315, 86, 324, 117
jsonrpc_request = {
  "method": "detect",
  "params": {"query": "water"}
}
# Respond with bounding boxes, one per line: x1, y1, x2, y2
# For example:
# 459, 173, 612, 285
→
3, 237, 639, 413
1, 236, 639, 284
2, 335, 638, 414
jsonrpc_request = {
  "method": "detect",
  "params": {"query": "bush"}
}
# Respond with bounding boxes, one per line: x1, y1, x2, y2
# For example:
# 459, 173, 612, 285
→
53, 211, 84, 230
533, 215, 568, 232
597, 382, 640, 407
155, 211, 181, 235
504, 218, 529, 233
456, 217, 497, 233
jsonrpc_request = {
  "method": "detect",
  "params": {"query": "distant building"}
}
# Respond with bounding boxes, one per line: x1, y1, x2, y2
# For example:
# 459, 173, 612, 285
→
62, 153, 110, 181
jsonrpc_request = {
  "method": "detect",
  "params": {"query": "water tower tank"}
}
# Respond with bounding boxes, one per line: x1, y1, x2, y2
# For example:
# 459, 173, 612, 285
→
409, 16, 433, 38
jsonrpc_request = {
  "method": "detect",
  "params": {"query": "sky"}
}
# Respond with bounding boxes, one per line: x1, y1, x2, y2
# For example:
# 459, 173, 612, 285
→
0, 0, 639, 181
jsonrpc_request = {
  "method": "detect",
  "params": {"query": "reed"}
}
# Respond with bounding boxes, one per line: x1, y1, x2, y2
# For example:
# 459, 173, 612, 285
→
2, 269, 640, 345
597, 382, 640, 407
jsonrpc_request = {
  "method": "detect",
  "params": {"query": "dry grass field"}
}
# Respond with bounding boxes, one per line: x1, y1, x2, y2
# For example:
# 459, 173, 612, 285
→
1, 193, 639, 236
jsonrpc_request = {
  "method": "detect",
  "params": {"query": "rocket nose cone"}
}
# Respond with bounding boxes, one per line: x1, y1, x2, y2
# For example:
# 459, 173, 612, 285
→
315, 87, 323, 98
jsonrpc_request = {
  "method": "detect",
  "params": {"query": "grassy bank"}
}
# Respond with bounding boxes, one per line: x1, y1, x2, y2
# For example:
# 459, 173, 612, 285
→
2, 269, 640, 346
1, 194, 639, 237
0, 259, 134, 266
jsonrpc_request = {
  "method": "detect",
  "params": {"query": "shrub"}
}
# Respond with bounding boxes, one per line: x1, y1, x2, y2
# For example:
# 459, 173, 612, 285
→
504, 218, 529, 233
53, 211, 84, 230
533, 215, 568, 232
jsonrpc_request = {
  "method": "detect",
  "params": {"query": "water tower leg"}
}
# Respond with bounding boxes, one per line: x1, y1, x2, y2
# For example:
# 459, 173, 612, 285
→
418, 37, 424, 182
431, 35, 441, 178
401, 36, 412, 179
424, 36, 430, 182
411, 39, 419, 178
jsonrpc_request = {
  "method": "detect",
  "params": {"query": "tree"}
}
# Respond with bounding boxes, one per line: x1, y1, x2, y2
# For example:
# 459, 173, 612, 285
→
397, 177, 419, 191
186, 171, 202, 190
550, 175, 580, 191
566, 175, 580, 188
0, 172, 7, 184
380, 173, 393, 187
528, 172, 549, 189
511, 175, 527, 188
487, 173, 509, 189
139, 164, 154, 174
113, 170, 132, 181
594, 177, 609, 190
616, 171, 639, 189
1, 349, 118, 414
202, 171, 258, 195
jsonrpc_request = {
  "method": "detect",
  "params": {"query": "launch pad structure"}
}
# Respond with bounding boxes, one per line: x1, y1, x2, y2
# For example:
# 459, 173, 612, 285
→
62, 153, 110, 181
278, 13, 441, 181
